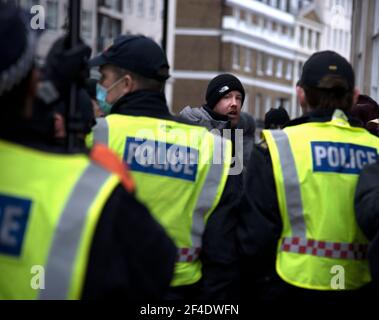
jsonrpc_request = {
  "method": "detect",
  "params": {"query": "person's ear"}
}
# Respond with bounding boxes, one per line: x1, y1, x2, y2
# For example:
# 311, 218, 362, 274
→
296, 85, 309, 114
296, 85, 304, 101
122, 74, 135, 95
54, 113, 66, 138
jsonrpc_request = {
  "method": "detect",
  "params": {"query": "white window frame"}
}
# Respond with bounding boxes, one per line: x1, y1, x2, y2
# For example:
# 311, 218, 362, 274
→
233, 44, 240, 70
46, 0, 59, 30
81, 10, 93, 40
137, 0, 144, 17
255, 94, 262, 119
126, 0, 133, 14
149, 0, 156, 20
265, 96, 272, 113
276, 59, 283, 78
242, 93, 249, 113
244, 48, 252, 72
285, 62, 293, 80
234, 7, 240, 23
266, 56, 273, 76
257, 52, 264, 75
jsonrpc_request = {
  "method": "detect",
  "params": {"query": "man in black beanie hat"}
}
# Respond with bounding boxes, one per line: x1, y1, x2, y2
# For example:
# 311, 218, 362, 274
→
180, 74, 245, 130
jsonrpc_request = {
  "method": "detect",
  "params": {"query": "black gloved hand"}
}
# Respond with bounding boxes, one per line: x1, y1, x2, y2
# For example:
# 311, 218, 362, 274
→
43, 36, 92, 97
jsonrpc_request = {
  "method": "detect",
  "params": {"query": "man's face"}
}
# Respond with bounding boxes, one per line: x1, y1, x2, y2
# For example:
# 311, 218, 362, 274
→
213, 90, 243, 127
99, 65, 126, 104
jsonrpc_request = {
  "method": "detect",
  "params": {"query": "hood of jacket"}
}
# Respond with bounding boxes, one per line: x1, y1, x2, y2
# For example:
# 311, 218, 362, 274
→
179, 106, 230, 131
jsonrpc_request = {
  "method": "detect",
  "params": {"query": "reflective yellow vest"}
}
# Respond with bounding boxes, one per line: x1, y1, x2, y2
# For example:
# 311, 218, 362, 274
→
0, 140, 121, 299
90, 115, 232, 286
263, 110, 379, 290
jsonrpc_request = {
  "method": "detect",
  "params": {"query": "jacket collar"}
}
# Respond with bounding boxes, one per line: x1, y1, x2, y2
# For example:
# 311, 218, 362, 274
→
110, 90, 173, 120
285, 108, 363, 128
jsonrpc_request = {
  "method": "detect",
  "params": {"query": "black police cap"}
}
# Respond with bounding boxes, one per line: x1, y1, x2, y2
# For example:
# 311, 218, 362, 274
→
89, 35, 170, 81
299, 51, 355, 90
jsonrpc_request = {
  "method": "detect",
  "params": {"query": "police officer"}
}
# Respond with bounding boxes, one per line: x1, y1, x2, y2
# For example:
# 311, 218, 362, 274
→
88, 35, 240, 299
238, 51, 379, 304
0, 3, 176, 300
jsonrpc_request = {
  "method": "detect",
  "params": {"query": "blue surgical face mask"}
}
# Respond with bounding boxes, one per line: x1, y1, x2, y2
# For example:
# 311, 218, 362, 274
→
96, 78, 125, 115
96, 83, 113, 115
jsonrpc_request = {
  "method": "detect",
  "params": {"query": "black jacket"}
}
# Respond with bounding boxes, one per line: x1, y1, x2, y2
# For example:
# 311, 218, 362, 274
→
238, 109, 374, 303
110, 90, 242, 300
355, 161, 379, 282
0, 122, 177, 301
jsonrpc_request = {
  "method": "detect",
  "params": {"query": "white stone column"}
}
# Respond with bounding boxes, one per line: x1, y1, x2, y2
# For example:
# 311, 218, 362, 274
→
303, 27, 309, 49
311, 30, 317, 51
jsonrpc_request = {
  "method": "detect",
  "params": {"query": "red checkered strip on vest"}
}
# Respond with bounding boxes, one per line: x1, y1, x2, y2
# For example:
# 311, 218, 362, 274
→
176, 247, 201, 262
280, 237, 368, 260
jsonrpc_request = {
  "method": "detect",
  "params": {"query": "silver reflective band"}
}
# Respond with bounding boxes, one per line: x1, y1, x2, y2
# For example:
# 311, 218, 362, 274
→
39, 163, 112, 300
270, 130, 306, 237
191, 135, 226, 249
93, 118, 109, 146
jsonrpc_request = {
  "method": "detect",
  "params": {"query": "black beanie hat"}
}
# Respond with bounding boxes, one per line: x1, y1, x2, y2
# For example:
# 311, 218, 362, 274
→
206, 74, 245, 109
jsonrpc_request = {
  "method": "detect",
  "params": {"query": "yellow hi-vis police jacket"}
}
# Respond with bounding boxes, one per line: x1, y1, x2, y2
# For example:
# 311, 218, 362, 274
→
0, 140, 121, 299
263, 110, 379, 290
89, 114, 232, 287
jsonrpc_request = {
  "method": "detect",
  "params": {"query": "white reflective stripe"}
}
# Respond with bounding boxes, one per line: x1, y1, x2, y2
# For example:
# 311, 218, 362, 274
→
93, 118, 109, 146
270, 130, 306, 237
190, 135, 226, 249
39, 163, 112, 300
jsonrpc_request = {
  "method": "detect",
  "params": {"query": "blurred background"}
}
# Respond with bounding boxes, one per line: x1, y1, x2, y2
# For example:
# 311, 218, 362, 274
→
6, 0, 379, 130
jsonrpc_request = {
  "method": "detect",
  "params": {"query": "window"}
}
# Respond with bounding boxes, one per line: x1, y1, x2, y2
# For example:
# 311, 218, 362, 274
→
81, 10, 93, 41
270, 0, 278, 8
285, 62, 293, 80
149, 0, 156, 19
98, 15, 122, 52
308, 29, 312, 49
298, 61, 303, 79
243, 94, 249, 113
266, 56, 273, 76
233, 45, 240, 70
126, 0, 133, 14
372, 3, 379, 102
244, 48, 251, 72
280, 0, 287, 11
257, 52, 264, 75
265, 97, 272, 113
255, 94, 262, 119
276, 59, 283, 78
258, 16, 264, 29
375, 0, 379, 35
137, 0, 144, 17
299, 26, 305, 46
102, 0, 122, 11
246, 12, 252, 26
46, 0, 58, 30
316, 32, 321, 50
234, 7, 240, 22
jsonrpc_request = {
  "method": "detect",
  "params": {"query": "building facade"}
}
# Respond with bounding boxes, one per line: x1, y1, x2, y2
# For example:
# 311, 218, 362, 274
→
13, 0, 164, 58
314, 0, 353, 60
166, 0, 327, 120
351, 0, 379, 103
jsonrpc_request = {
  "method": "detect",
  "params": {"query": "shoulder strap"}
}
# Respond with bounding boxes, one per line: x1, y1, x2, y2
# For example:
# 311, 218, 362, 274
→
89, 143, 135, 193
